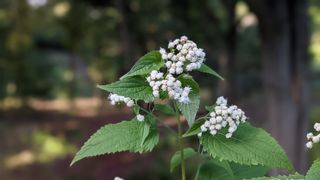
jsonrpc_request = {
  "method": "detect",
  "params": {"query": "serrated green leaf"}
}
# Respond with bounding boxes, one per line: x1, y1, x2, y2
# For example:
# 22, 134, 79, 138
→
120, 51, 164, 79
196, 160, 269, 180
248, 173, 304, 180
197, 63, 224, 80
170, 148, 197, 172
306, 159, 320, 180
183, 118, 206, 137
97, 76, 153, 101
154, 104, 176, 115
177, 94, 200, 127
195, 159, 234, 180
200, 123, 294, 172
71, 118, 158, 166
230, 163, 269, 180
141, 123, 150, 146
176, 75, 200, 126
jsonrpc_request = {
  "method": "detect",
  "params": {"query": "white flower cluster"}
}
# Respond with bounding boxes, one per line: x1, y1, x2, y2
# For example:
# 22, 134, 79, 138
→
159, 35, 206, 75
306, 122, 320, 149
108, 93, 134, 107
146, 70, 191, 104
199, 96, 247, 138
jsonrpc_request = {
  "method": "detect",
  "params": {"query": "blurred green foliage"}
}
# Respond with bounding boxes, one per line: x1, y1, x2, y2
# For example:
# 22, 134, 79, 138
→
0, 0, 265, 100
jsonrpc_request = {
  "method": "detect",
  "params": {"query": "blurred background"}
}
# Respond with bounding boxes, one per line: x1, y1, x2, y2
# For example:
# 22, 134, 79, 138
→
0, 0, 320, 179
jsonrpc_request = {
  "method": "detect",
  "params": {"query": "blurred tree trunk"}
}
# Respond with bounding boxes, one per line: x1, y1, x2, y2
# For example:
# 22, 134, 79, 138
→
221, 0, 237, 100
245, 0, 310, 173
115, 0, 134, 76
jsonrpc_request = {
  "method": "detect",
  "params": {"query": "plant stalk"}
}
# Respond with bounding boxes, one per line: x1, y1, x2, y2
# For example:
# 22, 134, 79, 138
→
174, 102, 186, 180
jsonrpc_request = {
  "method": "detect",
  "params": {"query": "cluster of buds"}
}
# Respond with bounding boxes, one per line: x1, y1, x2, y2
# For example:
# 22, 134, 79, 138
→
199, 96, 247, 138
159, 36, 206, 75
306, 123, 320, 149
108, 93, 134, 107
146, 71, 191, 104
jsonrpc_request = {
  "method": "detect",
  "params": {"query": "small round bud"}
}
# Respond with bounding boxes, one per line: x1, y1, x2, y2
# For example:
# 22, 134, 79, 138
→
306, 141, 313, 149
226, 133, 232, 139
126, 100, 134, 107
137, 114, 145, 122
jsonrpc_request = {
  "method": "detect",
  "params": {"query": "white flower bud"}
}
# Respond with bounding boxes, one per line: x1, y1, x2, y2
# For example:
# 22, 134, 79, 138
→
200, 125, 207, 132
149, 81, 155, 86
306, 141, 313, 149
114, 177, 124, 180
126, 100, 134, 107
209, 118, 217, 124
176, 61, 183, 67
137, 114, 145, 122
209, 125, 216, 130
159, 47, 166, 55
222, 121, 227, 127
162, 54, 167, 60
312, 135, 320, 143
210, 130, 217, 136
307, 133, 313, 140
226, 133, 232, 139
176, 67, 183, 74
153, 90, 159, 97
169, 68, 176, 74
168, 42, 175, 48
166, 61, 172, 68
204, 121, 210, 127
176, 44, 182, 50
216, 116, 222, 123
215, 124, 222, 130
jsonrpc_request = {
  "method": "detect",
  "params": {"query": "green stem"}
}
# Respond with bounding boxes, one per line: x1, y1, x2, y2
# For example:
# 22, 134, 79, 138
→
174, 102, 186, 180
139, 107, 177, 135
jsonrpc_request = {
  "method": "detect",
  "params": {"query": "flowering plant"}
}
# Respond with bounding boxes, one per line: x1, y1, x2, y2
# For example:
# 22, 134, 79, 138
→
71, 36, 320, 180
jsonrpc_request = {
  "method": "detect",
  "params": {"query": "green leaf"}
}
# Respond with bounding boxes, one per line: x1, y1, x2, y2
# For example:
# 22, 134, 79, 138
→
120, 51, 164, 79
177, 74, 200, 94
71, 118, 159, 166
195, 159, 234, 180
306, 159, 320, 180
230, 163, 269, 180
154, 104, 176, 115
249, 173, 304, 180
170, 148, 197, 172
97, 76, 153, 101
183, 118, 206, 137
176, 75, 200, 126
141, 123, 150, 146
197, 63, 224, 80
133, 105, 140, 114
205, 105, 215, 112
200, 123, 294, 172
177, 94, 200, 127
196, 160, 269, 180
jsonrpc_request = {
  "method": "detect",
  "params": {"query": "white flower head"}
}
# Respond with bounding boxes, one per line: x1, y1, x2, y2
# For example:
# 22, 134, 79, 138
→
161, 36, 206, 75
306, 121, 320, 149
108, 93, 134, 107
200, 96, 247, 139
